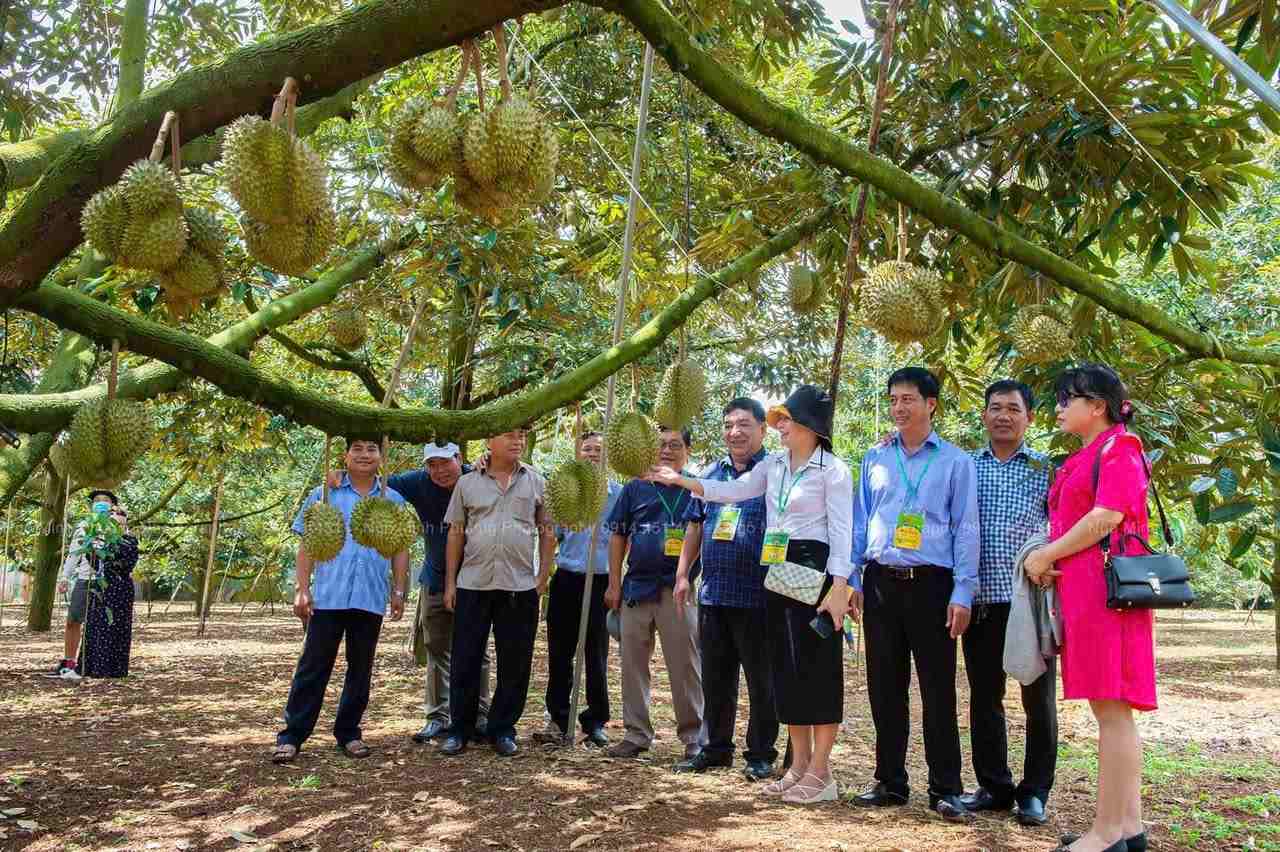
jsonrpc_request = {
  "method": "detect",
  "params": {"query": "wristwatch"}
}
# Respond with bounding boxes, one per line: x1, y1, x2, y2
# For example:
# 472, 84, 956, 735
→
392, 588, 406, 599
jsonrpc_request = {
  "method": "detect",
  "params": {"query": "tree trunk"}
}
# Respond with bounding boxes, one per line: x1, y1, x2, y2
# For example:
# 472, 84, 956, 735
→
26, 468, 68, 631
1272, 536, 1279, 671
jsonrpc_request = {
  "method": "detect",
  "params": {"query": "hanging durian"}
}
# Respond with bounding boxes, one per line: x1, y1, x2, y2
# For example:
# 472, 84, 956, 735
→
546, 459, 607, 529
788, 264, 828, 314
350, 496, 420, 558
161, 207, 229, 316
328, 308, 369, 351
860, 260, 946, 345
653, 362, 707, 430
81, 160, 188, 274
64, 398, 155, 489
302, 501, 347, 563
1011, 305, 1073, 364
605, 411, 659, 479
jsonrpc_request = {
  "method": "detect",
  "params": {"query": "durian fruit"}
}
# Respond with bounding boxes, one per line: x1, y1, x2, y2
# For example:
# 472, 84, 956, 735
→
240, 212, 335, 276
48, 439, 70, 479
605, 411, 659, 479
350, 497, 420, 558
860, 260, 946, 345
387, 100, 448, 192
81, 186, 130, 260
487, 92, 539, 176
451, 90, 560, 221
1011, 305, 1073, 364
653, 362, 707, 430
161, 208, 229, 314
302, 501, 347, 563
462, 112, 501, 188
81, 160, 188, 273
546, 459, 607, 529
788, 265, 828, 314
64, 398, 155, 488
328, 308, 368, 350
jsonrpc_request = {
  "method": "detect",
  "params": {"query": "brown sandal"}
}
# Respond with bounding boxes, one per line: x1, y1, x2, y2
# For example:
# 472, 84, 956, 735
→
271, 743, 298, 764
338, 739, 371, 758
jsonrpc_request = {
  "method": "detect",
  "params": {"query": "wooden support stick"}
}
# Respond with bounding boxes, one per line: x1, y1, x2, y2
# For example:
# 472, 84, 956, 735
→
197, 468, 225, 637
148, 112, 178, 163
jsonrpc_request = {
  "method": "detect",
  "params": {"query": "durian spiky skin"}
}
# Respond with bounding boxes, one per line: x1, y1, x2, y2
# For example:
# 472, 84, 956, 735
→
860, 260, 946, 345
81, 185, 130, 260
462, 112, 500, 188
118, 160, 182, 215
328, 308, 368, 351
1011, 306, 1073, 364
487, 93, 539, 177
788, 265, 827, 314
81, 160, 189, 272
350, 497, 420, 558
546, 459, 607, 529
605, 412, 660, 479
64, 398, 154, 488
302, 502, 347, 563
654, 362, 707, 430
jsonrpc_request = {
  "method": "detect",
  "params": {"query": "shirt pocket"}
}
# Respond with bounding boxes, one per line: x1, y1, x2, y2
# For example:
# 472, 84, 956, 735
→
508, 494, 537, 527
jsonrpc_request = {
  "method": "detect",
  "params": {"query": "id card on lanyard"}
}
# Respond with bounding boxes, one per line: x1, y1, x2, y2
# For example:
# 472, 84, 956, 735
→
892, 440, 937, 551
761, 463, 808, 565
712, 506, 742, 541
654, 484, 687, 558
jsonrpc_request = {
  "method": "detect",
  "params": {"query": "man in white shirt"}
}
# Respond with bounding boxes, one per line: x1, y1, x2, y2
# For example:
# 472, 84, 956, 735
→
46, 490, 120, 680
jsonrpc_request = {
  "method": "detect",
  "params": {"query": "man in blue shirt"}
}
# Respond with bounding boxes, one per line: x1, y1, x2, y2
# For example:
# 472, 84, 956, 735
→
535, 432, 622, 748
959, 380, 1056, 827
272, 436, 410, 764
850, 368, 979, 822
604, 426, 704, 761
672, 398, 776, 780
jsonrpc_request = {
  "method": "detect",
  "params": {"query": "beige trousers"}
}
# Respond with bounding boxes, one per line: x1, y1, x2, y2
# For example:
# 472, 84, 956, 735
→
422, 591, 490, 723
620, 586, 704, 752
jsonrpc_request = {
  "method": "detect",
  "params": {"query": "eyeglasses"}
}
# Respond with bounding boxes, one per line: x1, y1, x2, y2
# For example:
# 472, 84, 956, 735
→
1056, 391, 1093, 408
658, 441, 687, 452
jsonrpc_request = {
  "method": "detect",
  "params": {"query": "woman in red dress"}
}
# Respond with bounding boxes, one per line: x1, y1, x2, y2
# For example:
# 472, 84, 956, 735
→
1024, 364, 1154, 852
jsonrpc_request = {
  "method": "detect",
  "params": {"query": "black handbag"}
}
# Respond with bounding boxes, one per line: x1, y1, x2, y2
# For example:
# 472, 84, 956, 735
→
1091, 434, 1196, 610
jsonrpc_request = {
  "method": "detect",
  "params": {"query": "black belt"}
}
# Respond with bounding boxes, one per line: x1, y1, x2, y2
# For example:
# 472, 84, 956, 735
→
868, 561, 950, 581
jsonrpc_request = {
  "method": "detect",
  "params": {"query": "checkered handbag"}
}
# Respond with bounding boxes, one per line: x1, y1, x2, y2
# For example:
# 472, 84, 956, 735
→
764, 560, 824, 605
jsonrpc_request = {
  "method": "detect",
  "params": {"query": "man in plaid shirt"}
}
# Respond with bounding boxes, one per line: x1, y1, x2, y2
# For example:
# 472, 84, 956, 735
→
960, 380, 1057, 827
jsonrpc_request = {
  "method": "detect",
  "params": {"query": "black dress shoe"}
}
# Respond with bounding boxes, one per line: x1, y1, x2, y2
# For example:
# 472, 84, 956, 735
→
853, 783, 909, 807
1054, 841, 1128, 852
439, 735, 467, 756
673, 751, 732, 773
582, 728, 609, 748
929, 794, 975, 823
743, 759, 775, 782
1015, 794, 1048, 826
493, 736, 519, 757
960, 787, 1014, 812
411, 719, 448, 744
1061, 833, 1145, 851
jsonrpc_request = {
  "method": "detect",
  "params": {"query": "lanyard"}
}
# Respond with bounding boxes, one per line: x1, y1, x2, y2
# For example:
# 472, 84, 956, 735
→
776, 463, 809, 516
653, 483, 686, 525
894, 439, 938, 508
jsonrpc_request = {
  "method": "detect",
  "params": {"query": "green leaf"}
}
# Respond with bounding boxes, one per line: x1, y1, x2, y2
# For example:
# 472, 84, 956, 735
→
1206, 500, 1256, 525
1235, 12, 1259, 53
1216, 467, 1238, 498
1147, 235, 1168, 269
1193, 490, 1212, 524
945, 79, 971, 103
1228, 527, 1257, 561
1159, 215, 1180, 244
1188, 475, 1216, 494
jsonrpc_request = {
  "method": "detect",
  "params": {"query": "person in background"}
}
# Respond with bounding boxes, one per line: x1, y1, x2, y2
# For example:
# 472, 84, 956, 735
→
960, 380, 1057, 827
272, 436, 409, 764
47, 490, 120, 680
535, 431, 621, 748
438, 428, 555, 758
603, 427, 704, 763
78, 497, 139, 679
1025, 365, 1155, 852
651, 385, 853, 805
673, 398, 778, 781
850, 367, 979, 822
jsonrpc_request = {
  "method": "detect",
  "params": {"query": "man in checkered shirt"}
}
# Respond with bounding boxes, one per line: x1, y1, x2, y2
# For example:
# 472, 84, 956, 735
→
959, 380, 1058, 828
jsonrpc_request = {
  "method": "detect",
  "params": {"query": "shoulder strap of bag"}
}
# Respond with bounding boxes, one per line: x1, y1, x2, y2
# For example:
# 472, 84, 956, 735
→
1090, 428, 1175, 554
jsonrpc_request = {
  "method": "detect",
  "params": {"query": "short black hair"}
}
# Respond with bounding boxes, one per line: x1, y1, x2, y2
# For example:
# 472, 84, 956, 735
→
343, 435, 383, 453
722, 397, 766, 423
1054, 363, 1133, 425
657, 425, 694, 449
580, 431, 603, 441
87, 490, 118, 505
887, 367, 940, 401
984, 379, 1034, 412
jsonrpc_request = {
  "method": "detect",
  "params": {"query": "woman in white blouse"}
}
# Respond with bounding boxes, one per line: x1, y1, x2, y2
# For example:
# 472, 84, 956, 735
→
649, 385, 854, 804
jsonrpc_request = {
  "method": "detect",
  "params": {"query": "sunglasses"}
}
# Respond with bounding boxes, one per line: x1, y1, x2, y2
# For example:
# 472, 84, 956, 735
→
1056, 391, 1094, 408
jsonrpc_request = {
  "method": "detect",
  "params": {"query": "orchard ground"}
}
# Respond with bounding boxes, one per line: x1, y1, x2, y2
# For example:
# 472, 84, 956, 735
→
0, 606, 1277, 851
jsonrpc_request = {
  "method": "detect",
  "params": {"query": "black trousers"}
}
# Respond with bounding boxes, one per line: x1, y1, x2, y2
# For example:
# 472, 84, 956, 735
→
448, 587, 539, 742
545, 570, 610, 734
278, 608, 383, 748
862, 564, 963, 797
962, 602, 1058, 802
700, 604, 779, 763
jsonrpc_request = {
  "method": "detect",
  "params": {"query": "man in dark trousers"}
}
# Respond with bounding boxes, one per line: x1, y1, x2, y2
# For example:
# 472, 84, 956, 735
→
272, 436, 409, 763
438, 428, 555, 757
673, 398, 777, 780
850, 368, 979, 822
960, 380, 1057, 826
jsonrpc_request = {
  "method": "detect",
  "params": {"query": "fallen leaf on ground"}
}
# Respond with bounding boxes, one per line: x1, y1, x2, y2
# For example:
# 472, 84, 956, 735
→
228, 829, 260, 843
568, 834, 601, 849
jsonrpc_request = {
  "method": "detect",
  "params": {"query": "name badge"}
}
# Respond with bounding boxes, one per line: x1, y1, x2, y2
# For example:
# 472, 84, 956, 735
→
712, 506, 742, 541
760, 527, 790, 565
893, 511, 924, 550
663, 526, 686, 557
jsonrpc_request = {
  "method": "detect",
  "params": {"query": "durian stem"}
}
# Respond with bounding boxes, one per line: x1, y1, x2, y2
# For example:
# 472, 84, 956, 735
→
169, 112, 181, 176
573, 402, 582, 456
106, 339, 120, 400
445, 43, 472, 109
897, 202, 907, 263
492, 25, 512, 100
677, 326, 687, 363
469, 41, 486, 113
270, 77, 300, 127
147, 111, 178, 163
321, 434, 331, 504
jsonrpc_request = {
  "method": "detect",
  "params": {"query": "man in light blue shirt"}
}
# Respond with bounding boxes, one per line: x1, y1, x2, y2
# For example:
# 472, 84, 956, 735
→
536, 432, 622, 747
850, 368, 979, 823
272, 436, 410, 764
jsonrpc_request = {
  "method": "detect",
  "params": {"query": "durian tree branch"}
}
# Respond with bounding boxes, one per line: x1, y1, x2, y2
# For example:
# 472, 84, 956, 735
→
6, 208, 831, 440
0, 0, 565, 305
609, 0, 1280, 369
0, 233, 414, 437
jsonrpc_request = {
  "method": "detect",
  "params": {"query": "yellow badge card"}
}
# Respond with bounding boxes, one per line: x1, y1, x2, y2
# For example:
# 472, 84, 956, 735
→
893, 511, 924, 550
712, 506, 742, 541
760, 528, 790, 565
663, 526, 686, 557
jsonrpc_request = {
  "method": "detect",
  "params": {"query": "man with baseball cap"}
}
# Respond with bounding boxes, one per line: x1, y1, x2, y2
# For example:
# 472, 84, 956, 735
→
327, 441, 491, 743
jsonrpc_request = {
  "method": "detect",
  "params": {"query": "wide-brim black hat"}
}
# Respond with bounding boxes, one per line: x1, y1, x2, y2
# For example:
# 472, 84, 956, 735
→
86, 489, 119, 504
766, 384, 834, 451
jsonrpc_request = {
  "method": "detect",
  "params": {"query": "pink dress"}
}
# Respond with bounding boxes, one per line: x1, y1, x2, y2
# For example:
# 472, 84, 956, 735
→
1048, 423, 1157, 711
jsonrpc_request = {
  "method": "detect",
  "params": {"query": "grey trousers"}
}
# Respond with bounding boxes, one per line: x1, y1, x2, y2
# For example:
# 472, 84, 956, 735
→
620, 586, 704, 753
422, 591, 490, 723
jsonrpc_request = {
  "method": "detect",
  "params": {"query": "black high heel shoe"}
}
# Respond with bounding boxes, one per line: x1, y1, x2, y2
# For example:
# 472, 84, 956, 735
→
1058, 833, 1146, 852
1053, 840, 1128, 852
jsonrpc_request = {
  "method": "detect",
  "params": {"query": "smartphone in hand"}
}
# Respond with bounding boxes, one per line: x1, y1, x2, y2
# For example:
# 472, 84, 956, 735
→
809, 614, 835, 639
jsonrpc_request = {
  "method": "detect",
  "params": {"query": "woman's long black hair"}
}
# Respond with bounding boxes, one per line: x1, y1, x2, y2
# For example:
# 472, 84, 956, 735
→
1054, 363, 1134, 425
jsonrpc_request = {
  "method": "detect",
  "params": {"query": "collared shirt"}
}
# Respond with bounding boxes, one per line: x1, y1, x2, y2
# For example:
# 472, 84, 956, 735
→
292, 474, 407, 616
61, 523, 92, 582
389, 464, 473, 593
698, 446, 855, 579
851, 430, 980, 608
557, 479, 623, 575
685, 447, 769, 608
607, 476, 695, 603
972, 443, 1051, 605
444, 463, 546, 592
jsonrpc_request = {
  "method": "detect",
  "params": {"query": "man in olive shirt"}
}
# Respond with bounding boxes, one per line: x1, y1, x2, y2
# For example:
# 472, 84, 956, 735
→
438, 429, 556, 757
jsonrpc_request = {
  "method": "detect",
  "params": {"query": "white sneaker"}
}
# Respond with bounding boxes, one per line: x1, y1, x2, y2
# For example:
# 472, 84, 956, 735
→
59, 667, 82, 681
782, 773, 838, 804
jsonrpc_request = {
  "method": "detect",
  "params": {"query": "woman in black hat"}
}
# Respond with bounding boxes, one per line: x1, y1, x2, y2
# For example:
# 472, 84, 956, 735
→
648, 384, 854, 804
